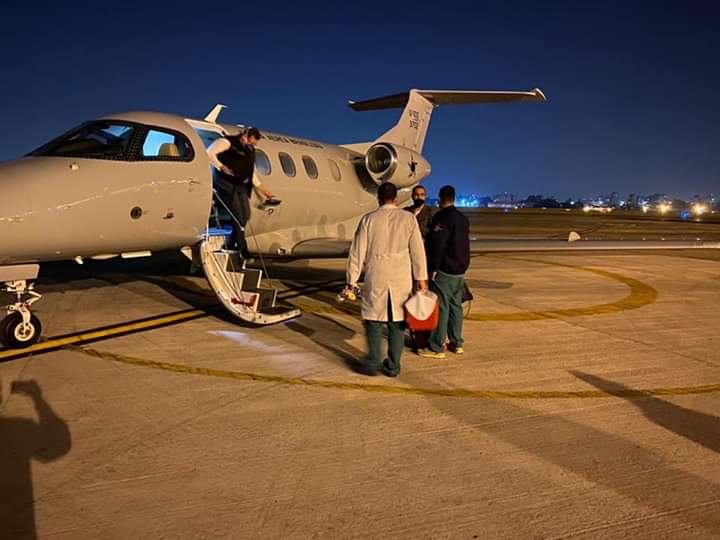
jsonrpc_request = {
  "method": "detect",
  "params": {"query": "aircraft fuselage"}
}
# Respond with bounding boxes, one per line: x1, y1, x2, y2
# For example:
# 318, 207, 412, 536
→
0, 111, 418, 265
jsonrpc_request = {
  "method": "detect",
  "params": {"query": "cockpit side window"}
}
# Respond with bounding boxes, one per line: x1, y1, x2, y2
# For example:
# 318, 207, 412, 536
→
140, 129, 193, 161
30, 121, 137, 160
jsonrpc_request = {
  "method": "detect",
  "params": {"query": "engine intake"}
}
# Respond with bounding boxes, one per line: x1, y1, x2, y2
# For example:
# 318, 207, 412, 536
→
364, 143, 430, 188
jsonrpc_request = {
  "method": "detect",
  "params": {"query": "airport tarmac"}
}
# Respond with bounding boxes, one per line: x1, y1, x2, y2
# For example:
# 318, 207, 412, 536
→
2, 237, 720, 537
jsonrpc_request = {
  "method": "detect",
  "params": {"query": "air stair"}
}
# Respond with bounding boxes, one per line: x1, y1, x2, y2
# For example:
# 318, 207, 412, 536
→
199, 230, 301, 325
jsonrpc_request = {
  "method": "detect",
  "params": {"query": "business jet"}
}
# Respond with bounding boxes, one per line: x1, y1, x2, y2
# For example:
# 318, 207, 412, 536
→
0, 87, 716, 348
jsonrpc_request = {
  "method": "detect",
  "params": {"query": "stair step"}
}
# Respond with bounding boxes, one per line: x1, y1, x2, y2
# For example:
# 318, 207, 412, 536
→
244, 288, 277, 311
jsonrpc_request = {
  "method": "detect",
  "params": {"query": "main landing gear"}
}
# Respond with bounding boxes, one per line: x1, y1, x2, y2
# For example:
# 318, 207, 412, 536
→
1, 280, 42, 349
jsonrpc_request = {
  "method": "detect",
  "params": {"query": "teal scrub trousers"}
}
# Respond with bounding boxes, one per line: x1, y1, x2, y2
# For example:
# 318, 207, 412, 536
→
428, 271, 465, 353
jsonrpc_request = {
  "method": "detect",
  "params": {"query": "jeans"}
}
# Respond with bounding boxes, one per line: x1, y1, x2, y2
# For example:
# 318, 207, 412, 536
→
428, 271, 465, 353
217, 177, 251, 257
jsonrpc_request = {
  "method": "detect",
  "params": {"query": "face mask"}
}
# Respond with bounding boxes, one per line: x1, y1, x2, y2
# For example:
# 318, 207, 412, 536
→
413, 197, 425, 207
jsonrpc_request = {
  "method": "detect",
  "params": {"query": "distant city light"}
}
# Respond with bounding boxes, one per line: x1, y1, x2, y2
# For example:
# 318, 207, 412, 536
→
692, 203, 707, 215
445, 191, 717, 214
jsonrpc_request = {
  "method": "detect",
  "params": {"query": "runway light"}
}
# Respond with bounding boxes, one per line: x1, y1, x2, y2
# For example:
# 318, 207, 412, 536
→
583, 205, 591, 212
642, 205, 649, 213
658, 203, 670, 215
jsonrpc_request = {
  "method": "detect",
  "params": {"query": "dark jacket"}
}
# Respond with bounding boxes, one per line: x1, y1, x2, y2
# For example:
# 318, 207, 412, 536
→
217, 135, 255, 196
404, 203, 436, 238
425, 205, 470, 275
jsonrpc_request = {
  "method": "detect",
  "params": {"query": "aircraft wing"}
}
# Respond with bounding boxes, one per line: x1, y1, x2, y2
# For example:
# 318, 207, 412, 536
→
290, 239, 352, 258
288, 237, 720, 259
469, 238, 720, 253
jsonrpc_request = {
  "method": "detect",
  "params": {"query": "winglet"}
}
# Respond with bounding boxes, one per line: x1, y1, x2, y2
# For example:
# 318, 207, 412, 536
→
204, 104, 227, 123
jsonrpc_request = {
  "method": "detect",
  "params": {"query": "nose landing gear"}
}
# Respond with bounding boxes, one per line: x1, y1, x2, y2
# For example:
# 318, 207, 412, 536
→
1, 280, 42, 349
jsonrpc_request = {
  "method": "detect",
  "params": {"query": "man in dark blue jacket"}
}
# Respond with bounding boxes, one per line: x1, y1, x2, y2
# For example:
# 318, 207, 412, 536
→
419, 185, 470, 358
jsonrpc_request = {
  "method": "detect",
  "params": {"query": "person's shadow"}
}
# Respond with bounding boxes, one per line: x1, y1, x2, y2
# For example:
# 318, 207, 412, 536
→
572, 371, 720, 454
0, 379, 72, 539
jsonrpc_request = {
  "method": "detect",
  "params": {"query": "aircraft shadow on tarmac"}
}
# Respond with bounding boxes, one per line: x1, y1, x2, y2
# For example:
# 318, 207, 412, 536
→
36, 255, 348, 311
572, 371, 720, 454
37, 254, 194, 289
0, 379, 72, 540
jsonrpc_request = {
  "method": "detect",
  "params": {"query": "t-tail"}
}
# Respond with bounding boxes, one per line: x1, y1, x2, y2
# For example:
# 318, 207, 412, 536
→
346, 88, 545, 188
349, 87, 546, 153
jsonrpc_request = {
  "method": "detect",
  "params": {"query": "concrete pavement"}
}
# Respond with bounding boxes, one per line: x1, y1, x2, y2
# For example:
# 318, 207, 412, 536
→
1, 251, 719, 539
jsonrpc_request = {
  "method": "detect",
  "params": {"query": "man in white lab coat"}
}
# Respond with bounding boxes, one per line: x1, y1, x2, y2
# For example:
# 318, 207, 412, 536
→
346, 182, 428, 377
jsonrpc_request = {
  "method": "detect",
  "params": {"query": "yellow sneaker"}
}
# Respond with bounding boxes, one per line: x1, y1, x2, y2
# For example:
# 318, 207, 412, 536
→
418, 349, 446, 359
448, 345, 465, 355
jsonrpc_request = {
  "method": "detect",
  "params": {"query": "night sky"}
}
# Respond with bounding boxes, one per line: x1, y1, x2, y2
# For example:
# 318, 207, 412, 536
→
1, 0, 718, 200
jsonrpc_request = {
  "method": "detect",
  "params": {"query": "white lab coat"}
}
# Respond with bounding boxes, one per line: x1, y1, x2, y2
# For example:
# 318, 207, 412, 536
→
347, 204, 428, 322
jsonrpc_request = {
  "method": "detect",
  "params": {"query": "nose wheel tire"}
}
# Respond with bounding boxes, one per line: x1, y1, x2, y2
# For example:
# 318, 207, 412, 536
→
0, 313, 42, 349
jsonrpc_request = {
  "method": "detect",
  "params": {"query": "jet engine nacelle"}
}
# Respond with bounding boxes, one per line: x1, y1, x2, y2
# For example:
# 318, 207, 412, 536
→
364, 143, 431, 187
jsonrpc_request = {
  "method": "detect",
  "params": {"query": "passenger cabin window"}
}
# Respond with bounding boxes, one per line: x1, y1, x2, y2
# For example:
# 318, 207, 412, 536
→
328, 159, 342, 181
302, 156, 318, 179
141, 129, 192, 160
30, 122, 136, 160
255, 149, 272, 176
279, 152, 296, 177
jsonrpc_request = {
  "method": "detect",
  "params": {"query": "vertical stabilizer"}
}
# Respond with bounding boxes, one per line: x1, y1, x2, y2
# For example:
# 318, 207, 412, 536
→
375, 90, 435, 153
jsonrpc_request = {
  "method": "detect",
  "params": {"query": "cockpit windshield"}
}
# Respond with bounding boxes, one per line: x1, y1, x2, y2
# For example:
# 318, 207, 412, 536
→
30, 121, 137, 159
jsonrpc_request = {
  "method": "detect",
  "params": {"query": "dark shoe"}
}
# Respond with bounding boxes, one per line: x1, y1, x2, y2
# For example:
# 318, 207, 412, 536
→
349, 359, 379, 377
381, 360, 399, 378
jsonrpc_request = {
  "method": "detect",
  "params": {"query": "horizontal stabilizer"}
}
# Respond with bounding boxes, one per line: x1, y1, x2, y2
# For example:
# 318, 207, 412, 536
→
348, 88, 546, 111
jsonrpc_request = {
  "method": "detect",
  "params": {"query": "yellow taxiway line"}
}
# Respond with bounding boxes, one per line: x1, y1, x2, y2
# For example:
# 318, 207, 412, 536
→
465, 257, 658, 321
74, 346, 720, 400
0, 281, 344, 362
0, 259, 658, 362
0, 308, 212, 362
